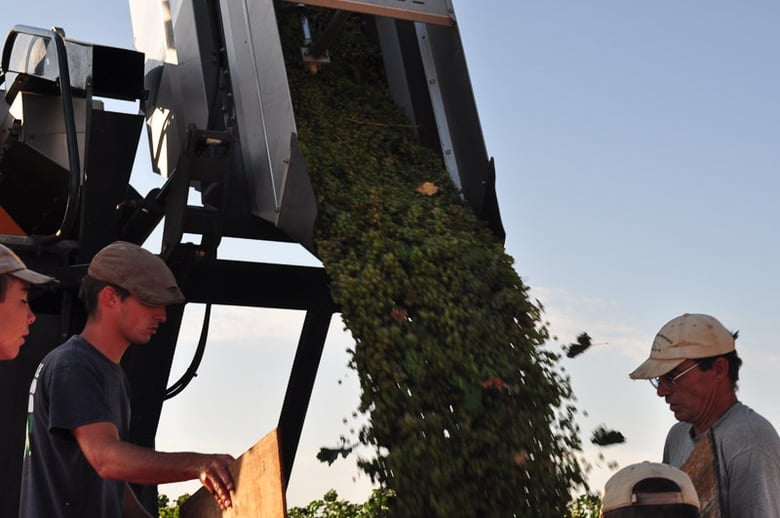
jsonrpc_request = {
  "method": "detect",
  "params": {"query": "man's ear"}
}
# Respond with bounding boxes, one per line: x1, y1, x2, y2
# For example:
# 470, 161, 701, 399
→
98, 285, 121, 309
713, 356, 730, 380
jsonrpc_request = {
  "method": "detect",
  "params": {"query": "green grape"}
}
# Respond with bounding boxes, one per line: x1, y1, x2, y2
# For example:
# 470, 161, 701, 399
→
275, 4, 586, 516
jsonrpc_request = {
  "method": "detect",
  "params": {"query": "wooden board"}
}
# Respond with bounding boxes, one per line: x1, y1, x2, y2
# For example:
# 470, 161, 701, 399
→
180, 428, 287, 518
680, 429, 721, 518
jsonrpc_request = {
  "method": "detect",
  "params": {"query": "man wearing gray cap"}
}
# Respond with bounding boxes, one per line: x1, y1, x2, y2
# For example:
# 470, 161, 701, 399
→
19, 241, 235, 517
630, 313, 780, 518
0, 243, 56, 360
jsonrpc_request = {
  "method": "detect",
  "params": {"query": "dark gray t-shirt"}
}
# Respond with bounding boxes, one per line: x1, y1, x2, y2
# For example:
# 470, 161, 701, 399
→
663, 401, 780, 518
19, 335, 131, 518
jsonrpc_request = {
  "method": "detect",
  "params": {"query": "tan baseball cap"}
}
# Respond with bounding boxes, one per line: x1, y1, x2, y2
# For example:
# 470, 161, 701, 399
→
0, 244, 57, 285
629, 313, 735, 380
88, 241, 185, 306
600, 462, 700, 515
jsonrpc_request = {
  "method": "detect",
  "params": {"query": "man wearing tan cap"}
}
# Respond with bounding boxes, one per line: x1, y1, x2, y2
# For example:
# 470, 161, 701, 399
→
0, 243, 56, 360
19, 241, 235, 517
600, 461, 700, 517
630, 313, 780, 517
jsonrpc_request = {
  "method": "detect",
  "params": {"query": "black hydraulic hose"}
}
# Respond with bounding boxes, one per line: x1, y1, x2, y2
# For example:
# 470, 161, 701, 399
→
1, 26, 82, 241
164, 303, 212, 400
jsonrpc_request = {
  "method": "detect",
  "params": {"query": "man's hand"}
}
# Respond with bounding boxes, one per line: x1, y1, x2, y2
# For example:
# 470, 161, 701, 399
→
72, 421, 236, 509
198, 454, 236, 510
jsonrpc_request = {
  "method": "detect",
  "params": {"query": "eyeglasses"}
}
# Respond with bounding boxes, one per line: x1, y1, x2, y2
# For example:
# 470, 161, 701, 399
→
649, 362, 701, 389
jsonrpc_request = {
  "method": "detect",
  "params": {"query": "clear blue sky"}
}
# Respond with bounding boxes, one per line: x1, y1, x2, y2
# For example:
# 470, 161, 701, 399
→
4, 0, 780, 507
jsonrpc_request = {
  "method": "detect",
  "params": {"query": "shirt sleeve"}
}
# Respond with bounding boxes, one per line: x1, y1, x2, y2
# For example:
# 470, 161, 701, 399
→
46, 363, 114, 432
726, 448, 780, 517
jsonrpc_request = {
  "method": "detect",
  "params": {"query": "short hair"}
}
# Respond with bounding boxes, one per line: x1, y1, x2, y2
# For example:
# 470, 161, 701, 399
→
0, 273, 9, 302
80, 275, 131, 316
603, 478, 701, 518
697, 350, 742, 390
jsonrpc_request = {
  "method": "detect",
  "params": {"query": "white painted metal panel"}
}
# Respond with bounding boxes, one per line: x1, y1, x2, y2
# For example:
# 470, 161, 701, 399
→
219, 0, 297, 222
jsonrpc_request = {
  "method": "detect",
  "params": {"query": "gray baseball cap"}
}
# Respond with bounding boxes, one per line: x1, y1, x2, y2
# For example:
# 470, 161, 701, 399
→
0, 244, 57, 285
88, 241, 185, 306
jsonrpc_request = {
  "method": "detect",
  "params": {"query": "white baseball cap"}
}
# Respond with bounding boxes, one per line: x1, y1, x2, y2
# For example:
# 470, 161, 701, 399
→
601, 462, 700, 515
630, 313, 735, 380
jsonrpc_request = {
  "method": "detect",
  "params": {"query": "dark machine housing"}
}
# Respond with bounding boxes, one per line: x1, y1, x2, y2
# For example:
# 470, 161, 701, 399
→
0, 0, 502, 514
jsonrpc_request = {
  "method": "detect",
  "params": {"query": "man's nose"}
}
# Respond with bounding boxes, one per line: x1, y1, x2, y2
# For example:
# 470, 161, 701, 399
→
656, 382, 672, 397
27, 308, 36, 325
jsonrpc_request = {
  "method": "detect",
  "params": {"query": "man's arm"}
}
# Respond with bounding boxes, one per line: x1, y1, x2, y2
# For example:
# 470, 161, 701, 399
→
72, 421, 235, 510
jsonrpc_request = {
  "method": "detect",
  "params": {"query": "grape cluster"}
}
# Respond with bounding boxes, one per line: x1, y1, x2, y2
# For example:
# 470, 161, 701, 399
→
277, 5, 585, 515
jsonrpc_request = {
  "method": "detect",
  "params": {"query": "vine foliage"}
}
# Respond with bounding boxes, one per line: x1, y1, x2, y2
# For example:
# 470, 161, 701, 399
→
277, 5, 585, 515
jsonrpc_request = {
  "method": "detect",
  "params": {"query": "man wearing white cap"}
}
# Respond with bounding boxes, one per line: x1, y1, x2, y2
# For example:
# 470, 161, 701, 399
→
19, 241, 235, 517
600, 461, 700, 517
0, 243, 56, 360
630, 313, 780, 517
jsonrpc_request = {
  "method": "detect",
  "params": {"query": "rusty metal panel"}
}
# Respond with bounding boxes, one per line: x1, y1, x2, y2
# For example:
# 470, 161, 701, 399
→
284, 0, 454, 26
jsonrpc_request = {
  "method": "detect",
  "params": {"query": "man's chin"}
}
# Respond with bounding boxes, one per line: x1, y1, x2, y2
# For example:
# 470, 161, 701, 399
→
0, 344, 22, 360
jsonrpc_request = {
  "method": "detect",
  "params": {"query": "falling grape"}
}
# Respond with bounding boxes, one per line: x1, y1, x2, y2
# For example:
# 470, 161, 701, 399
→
276, 5, 586, 516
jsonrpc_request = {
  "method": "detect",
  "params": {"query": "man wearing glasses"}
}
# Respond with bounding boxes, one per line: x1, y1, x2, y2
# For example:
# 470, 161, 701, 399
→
629, 313, 780, 517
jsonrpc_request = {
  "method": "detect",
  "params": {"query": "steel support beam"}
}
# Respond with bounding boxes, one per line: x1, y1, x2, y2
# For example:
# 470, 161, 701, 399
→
278, 306, 334, 488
